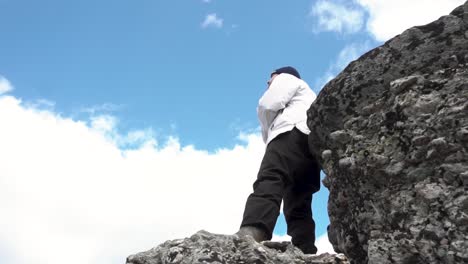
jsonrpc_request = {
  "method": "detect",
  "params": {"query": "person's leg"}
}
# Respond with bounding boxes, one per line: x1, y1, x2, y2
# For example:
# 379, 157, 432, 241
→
240, 132, 292, 240
283, 186, 317, 253
283, 128, 321, 253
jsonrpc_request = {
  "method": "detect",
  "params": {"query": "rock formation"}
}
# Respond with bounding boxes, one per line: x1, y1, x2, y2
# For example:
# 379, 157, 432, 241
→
307, 1, 468, 264
126, 230, 349, 264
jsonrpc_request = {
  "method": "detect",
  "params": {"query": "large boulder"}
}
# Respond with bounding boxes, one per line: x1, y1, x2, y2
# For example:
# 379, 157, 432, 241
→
307, 1, 468, 264
126, 230, 349, 264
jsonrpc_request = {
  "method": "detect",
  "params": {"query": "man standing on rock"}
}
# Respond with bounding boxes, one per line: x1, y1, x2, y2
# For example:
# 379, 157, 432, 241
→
237, 66, 321, 254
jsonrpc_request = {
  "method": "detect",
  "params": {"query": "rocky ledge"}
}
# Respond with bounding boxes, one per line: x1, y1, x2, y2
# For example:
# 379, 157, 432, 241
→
126, 230, 349, 264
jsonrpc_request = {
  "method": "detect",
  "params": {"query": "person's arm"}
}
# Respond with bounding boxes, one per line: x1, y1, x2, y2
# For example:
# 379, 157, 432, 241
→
256, 74, 300, 143
258, 73, 300, 112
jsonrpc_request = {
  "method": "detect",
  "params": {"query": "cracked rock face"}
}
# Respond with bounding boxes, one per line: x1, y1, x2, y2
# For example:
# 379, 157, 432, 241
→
126, 230, 349, 264
307, 2, 468, 264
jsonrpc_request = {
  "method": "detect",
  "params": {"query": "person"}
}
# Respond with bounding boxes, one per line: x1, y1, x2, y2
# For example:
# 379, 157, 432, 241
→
237, 66, 321, 254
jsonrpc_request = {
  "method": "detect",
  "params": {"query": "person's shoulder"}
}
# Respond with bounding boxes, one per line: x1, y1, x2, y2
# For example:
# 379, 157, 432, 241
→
296, 79, 316, 96
296, 78, 312, 90
274, 73, 301, 86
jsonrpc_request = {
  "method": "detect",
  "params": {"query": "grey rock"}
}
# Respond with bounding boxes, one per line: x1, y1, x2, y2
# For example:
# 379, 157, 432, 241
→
415, 182, 444, 200
126, 230, 350, 264
329, 130, 352, 146
456, 126, 468, 142
307, 1, 468, 263
322, 149, 333, 160
390, 75, 420, 94
461, 171, 468, 186
338, 157, 354, 169
368, 154, 389, 167
411, 135, 430, 146
384, 161, 405, 176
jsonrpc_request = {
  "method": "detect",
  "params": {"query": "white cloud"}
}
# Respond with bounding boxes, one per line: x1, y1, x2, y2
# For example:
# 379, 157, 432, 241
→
271, 233, 335, 254
0, 76, 14, 94
90, 114, 117, 132
335, 42, 372, 70
355, 0, 466, 41
315, 42, 372, 91
315, 233, 336, 254
310, 0, 365, 34
22, 99, 56, 111
201, 13, 223, 29
81, 103, 122, 115
202, 0, 212, 3
271, 233, 291, 242
0, 94, 267, 264
310, 0, 465, 41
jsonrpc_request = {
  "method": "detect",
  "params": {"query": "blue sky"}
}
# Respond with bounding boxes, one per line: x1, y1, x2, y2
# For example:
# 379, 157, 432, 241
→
0, 0, 373, 149
0, 0, 464, 263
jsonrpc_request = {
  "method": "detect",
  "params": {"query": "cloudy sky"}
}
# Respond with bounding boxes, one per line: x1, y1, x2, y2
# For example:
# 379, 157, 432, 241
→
0, 0, 464, 263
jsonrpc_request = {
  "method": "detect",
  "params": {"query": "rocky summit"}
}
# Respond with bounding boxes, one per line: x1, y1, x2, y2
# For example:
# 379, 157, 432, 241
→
126, 2, 468, 264
126, 230, 349, 264
307, 1, 468, 264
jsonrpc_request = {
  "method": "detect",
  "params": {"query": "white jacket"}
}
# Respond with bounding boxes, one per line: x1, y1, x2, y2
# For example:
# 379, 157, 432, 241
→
257, 73, 317, 145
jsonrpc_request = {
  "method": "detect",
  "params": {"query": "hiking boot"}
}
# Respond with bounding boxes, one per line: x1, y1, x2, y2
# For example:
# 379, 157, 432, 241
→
236, 226, 269, 242
294, 241, 317, 254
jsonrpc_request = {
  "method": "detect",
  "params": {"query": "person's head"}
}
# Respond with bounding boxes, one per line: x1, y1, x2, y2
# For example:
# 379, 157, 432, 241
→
267, 66, 301, 87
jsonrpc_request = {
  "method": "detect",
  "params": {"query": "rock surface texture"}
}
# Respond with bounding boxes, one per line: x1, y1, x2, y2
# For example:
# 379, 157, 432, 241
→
307, 2, 468, 264
126, 230, 349, 264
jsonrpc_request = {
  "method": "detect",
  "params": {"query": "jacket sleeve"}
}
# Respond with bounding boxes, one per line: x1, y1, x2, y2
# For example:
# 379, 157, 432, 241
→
257, 74, 300, 143
257, 106, 277, 143
258, 73, 300, 112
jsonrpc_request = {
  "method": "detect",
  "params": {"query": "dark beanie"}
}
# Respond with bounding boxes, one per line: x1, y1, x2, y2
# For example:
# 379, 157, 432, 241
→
271, 66, 301, 79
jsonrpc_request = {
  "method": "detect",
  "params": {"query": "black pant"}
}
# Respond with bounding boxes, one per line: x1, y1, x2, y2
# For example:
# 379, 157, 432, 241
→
240, 128, 321, 245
